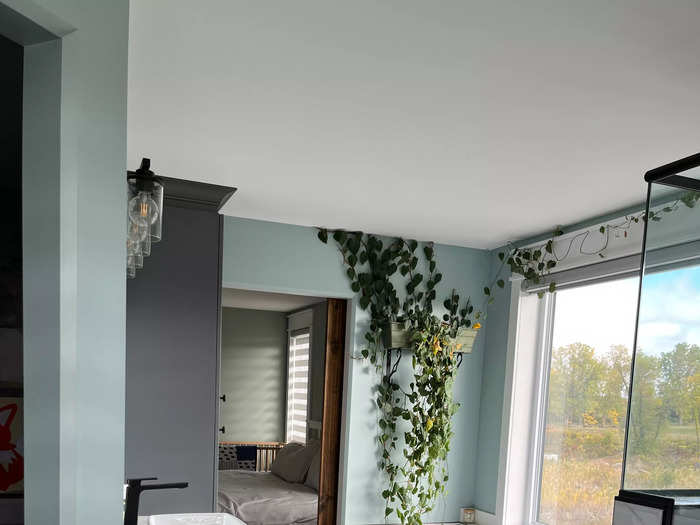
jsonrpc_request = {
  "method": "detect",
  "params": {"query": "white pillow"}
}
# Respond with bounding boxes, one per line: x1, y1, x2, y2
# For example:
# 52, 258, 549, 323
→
304, 448, 321, 492
271, 442, 318, 483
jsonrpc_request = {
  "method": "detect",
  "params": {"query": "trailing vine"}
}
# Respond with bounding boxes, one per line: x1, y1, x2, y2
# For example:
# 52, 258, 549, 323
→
317, 229, 486, 524
498, 191, 700, 296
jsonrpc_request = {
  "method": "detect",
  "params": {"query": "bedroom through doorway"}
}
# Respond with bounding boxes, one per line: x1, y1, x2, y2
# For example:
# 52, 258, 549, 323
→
216, 289, 347, 525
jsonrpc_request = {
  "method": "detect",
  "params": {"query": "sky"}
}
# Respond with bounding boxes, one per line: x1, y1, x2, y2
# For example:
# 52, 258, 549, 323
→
551, 265, 700, 357
552, 277, 638, 357
638, 265, 700, 355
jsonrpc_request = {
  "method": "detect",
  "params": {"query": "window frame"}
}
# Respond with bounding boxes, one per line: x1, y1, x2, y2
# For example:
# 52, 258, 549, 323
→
526, 293, 557, 525
525, 274, 639, 525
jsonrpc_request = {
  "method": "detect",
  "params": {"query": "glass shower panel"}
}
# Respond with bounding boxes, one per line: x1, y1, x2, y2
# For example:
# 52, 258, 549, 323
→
623, 164, 700, 492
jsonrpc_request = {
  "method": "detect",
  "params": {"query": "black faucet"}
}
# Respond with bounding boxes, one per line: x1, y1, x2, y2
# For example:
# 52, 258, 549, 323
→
124, 477, 189, 525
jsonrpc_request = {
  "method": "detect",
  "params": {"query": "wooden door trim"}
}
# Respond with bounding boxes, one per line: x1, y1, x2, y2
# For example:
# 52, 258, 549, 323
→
317, 298, 347, 525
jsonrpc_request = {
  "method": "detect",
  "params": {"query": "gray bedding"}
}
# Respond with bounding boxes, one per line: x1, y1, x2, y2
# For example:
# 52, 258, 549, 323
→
217, 470, 318, 525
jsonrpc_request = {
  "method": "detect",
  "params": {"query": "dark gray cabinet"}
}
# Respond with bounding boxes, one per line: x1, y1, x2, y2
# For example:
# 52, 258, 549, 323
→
126, 179, 234, 515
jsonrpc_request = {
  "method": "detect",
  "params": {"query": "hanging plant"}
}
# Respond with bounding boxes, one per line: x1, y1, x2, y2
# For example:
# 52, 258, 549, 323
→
317, 229, 494, 524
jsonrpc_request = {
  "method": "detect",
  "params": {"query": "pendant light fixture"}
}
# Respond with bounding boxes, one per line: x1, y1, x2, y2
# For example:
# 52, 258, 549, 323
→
127, 158, 164, 278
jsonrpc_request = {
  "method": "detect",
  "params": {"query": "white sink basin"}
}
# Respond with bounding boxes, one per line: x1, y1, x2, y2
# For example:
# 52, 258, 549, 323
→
138, 514, 245, 525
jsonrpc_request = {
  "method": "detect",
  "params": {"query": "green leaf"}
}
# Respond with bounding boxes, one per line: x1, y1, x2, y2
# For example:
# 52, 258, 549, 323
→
317, 228, 328, 243
599, 226, 605, 234
549, 282, 556, 293
498, 252, 505, 261
361, 349, 369, 358
497, 279, 505, 288
483, 287, 490, 296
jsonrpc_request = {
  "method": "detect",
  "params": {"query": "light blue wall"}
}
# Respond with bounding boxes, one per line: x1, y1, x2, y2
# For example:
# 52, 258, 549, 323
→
474, 251, 512, 514
16, 1, 129, 524
22, 36, 62, 525
223, 216, 491, 524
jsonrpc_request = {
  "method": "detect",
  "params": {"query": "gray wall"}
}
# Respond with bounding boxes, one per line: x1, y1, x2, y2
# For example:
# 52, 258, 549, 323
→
126, 203, 222, 514
220, 308, 287, 442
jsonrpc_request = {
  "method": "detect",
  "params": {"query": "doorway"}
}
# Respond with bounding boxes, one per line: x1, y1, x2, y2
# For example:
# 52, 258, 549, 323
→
217, 288, 347, 525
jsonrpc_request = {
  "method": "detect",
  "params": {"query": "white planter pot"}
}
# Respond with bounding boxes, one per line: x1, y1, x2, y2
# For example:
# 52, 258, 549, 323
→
451, 327, 478, 353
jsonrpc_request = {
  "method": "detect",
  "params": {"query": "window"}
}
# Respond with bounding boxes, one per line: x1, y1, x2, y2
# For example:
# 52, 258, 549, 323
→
624, 264, 700, 492
533, 277, 639, 525
286, 328, 310, 443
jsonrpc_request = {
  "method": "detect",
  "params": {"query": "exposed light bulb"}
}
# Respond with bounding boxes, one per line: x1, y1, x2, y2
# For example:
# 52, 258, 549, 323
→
128, 191, 159, 228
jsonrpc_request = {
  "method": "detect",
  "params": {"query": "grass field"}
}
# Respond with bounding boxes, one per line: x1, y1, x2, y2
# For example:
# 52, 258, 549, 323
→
538, 425, 700, 525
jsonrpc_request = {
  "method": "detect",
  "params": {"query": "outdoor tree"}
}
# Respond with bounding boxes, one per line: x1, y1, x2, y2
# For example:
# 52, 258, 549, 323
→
549, 343, 605, 425
628, 351, 664, 455
600, 345, 631, 428
659, 343, 700, 426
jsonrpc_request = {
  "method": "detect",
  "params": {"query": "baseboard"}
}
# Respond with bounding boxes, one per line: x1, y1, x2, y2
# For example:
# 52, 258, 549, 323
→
475, 509, 498, 525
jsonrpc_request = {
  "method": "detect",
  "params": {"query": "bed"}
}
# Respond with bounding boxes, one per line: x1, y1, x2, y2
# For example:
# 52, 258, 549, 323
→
217, 470, 318, 525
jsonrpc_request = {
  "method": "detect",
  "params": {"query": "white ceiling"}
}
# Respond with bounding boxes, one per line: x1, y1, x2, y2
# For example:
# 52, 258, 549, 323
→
222, 288, 323, 312
127, 1, 700, 249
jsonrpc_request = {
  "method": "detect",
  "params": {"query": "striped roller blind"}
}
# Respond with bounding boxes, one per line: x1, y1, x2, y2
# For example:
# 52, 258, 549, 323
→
286, 328, 310, 443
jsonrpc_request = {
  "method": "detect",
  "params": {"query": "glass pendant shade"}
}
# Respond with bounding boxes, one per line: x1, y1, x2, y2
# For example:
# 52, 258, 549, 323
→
126, 158, 164, 279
